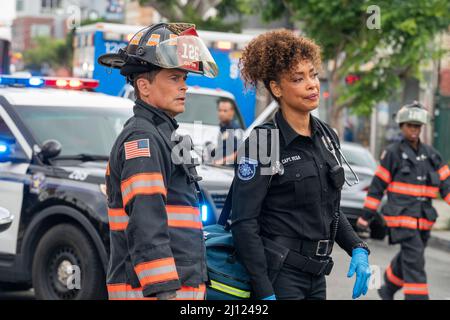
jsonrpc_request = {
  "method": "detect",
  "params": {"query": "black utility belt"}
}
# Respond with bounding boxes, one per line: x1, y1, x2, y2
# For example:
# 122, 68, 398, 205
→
269, 235, 334, 257
266, 235, 334, 276
284, 249, 334, 276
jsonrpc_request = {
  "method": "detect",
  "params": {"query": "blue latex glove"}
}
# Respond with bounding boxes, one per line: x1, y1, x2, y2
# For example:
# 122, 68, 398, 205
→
262, 294, 276, 300
347, 248, 371, 299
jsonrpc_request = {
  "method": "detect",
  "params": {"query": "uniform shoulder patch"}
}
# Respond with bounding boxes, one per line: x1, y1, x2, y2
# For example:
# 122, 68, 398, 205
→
237, 157, 258, 181
124, 138, 151, 160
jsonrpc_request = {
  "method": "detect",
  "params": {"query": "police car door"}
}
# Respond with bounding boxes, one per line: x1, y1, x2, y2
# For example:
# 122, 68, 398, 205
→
0, 107, 32, 255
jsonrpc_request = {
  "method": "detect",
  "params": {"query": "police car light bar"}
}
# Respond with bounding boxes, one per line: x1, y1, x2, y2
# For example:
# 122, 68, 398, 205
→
0, 75, 99, 90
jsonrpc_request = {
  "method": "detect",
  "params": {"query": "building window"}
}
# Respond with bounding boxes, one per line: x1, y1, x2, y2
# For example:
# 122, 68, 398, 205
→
31, 24, 52, 38
16, 0, 24, 12
41, 0, 62, 13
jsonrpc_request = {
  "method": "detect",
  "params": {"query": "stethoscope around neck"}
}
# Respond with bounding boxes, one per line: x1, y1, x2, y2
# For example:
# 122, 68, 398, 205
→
270, 113, 359, 187
314, 119, 360, 187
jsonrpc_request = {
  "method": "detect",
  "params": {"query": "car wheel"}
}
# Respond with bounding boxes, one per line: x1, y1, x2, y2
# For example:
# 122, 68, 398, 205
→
32, 223, 107, 300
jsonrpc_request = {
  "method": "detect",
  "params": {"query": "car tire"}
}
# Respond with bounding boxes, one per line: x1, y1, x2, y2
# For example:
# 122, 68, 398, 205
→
32, 223, 107, 300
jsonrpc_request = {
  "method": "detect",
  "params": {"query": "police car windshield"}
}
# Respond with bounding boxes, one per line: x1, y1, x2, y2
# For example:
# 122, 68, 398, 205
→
15, 106, 132, 158
176, 93, 244, 128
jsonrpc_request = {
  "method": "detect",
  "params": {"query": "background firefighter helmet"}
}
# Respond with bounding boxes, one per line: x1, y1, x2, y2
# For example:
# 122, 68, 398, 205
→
395, 101, 429, 125
97, 23, 219, 81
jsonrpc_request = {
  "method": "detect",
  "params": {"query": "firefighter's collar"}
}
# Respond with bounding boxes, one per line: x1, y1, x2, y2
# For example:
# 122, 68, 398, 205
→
400, 139, 426, 162
134, 98, 179, 131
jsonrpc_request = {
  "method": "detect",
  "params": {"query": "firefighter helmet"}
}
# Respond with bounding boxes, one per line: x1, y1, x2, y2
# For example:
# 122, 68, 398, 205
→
98, 23, 219, 81
395, 101, 428, 125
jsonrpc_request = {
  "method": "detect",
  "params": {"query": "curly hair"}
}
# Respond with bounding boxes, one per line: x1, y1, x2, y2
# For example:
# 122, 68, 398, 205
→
240, 29, 322, 98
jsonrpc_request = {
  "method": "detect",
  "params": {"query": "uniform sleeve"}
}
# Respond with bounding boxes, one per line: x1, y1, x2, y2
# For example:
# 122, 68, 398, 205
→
230, 129, 274, 299
119, 133, 181, 297
435, 153, 450, 206
336, 211, 366, 256
326, 126, 366, 256
362, 148, 396, 220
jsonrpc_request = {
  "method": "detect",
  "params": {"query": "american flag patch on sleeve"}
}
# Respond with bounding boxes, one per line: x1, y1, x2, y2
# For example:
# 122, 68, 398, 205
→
124, 139, 151, 160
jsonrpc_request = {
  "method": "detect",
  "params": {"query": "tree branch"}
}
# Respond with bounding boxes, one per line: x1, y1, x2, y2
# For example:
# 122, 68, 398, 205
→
144, 0, 184, 21
335, 98, 355, 113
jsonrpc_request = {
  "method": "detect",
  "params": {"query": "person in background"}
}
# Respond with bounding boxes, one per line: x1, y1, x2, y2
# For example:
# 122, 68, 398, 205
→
358, 101, 450, 300
213, 98, 240, 165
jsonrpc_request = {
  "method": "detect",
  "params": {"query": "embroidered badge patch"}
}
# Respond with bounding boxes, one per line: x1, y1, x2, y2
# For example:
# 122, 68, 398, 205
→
124, 139, 151, 160
237, 157, 258, 181
30, 172, 46, 194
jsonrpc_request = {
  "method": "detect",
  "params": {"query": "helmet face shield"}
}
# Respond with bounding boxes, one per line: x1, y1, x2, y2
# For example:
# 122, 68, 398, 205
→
97, 23, 220, 80
154, 35, 219, 78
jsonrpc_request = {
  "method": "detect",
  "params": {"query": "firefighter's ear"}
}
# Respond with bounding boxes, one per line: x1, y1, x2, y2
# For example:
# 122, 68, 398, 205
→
136, 77, 151, 98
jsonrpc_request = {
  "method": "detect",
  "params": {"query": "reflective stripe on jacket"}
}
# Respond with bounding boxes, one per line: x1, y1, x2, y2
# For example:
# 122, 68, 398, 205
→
363, 139, 450, 229
105, 99, 207, 298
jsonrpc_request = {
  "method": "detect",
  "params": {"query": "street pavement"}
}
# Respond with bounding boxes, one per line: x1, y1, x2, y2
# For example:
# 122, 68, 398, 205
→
328, 238, 450, 300
1, 237, 449, 300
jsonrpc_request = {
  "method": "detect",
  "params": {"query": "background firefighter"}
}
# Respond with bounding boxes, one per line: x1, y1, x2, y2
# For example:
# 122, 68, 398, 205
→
358, 101, 450, 300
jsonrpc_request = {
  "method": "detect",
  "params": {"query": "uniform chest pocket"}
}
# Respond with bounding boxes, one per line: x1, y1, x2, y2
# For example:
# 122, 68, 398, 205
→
400, 165, 411, 175
278, 161, 317, 182
277, 161, 320, 203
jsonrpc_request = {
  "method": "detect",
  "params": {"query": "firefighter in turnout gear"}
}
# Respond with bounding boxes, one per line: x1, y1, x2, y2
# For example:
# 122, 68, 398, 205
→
358, 101, 450, 300
98, 23, 218, 300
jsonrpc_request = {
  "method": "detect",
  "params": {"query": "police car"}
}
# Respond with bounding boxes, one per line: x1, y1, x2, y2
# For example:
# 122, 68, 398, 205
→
0, 75, 232, 299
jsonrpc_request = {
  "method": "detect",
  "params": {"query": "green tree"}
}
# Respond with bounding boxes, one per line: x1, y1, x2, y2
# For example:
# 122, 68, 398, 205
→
254, 0, 450, 130
138, 0, 252, 32
23, 30, 74, 72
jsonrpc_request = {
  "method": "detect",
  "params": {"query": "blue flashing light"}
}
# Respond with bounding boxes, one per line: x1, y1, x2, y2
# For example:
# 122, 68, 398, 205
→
29, 77, 44, 87
0, 143, 8, 154
201, 204, 209, 222
0, 75, 43, 87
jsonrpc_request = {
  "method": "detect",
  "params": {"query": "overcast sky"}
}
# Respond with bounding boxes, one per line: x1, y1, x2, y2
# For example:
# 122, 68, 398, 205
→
0, 0, 16, 25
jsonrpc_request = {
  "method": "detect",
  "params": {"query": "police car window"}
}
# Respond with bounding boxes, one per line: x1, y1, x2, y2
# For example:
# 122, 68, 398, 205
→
14, 106, 132, 157
0, 116, 27, 159
0, 117, 14, 140
176, 94, 245, 128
